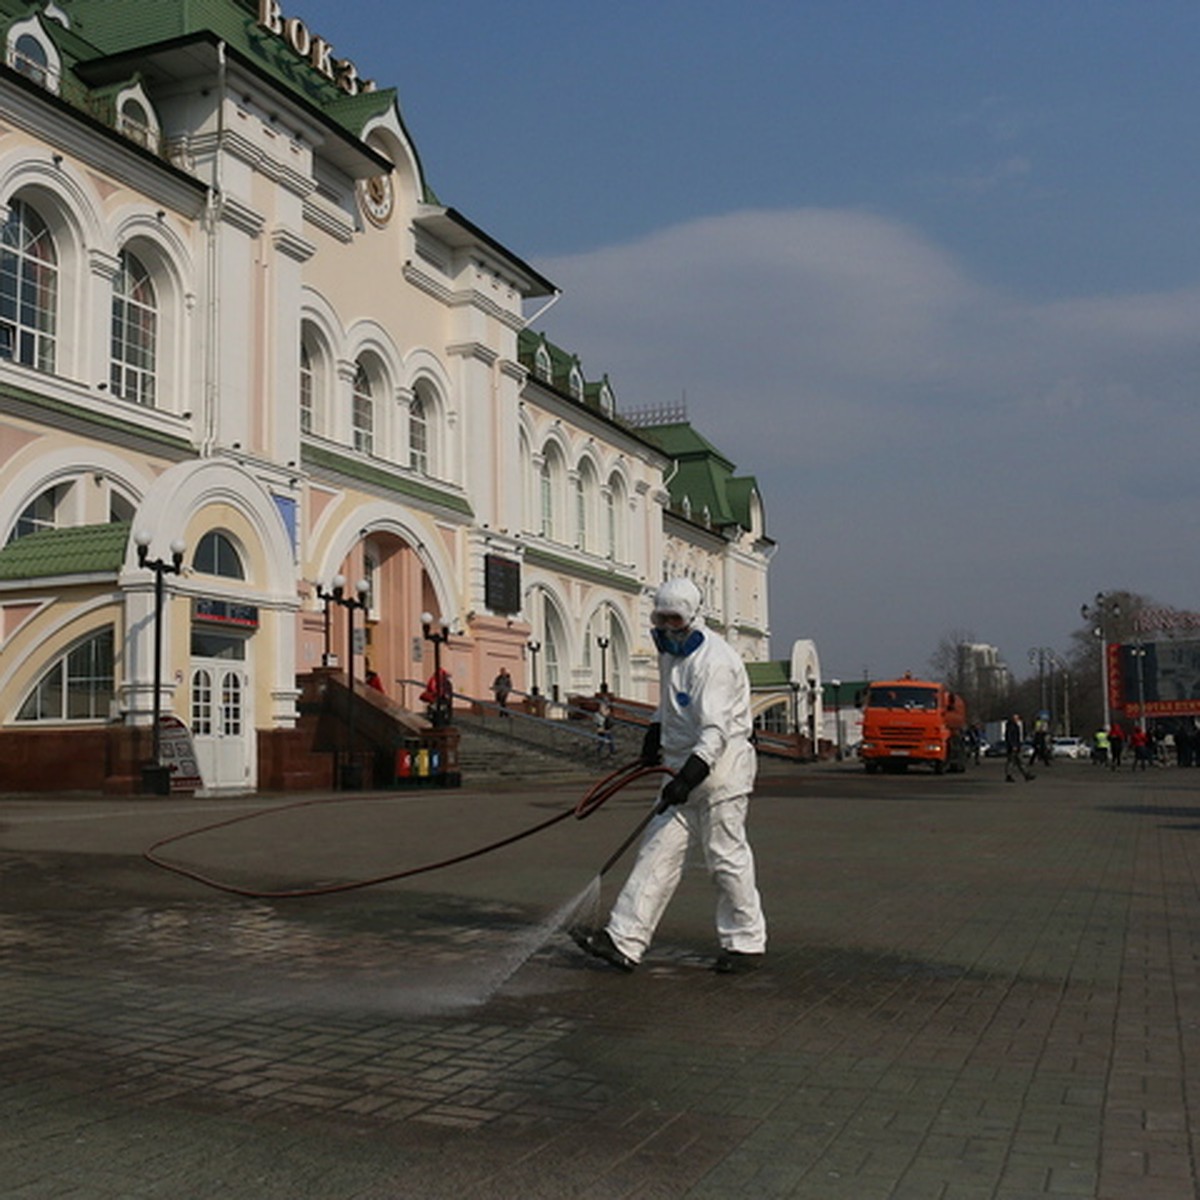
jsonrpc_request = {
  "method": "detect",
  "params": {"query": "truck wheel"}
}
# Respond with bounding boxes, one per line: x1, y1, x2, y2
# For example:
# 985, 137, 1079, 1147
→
933, 760, 946, 775
864, 762, 879, 774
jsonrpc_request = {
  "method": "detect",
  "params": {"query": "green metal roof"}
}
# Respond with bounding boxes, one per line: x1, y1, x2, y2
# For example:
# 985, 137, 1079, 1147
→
637, 421, 762, 535
747, 660, 790, 688
3, 1, 423, 189
0, 521, 131, 581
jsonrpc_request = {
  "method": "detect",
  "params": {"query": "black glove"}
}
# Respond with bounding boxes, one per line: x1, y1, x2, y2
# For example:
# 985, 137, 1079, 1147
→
640, 722, 662, 767
655, 753, 710, 813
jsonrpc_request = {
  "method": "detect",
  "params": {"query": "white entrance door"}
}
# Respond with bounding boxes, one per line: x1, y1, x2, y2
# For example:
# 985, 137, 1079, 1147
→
191, 662, 250, 791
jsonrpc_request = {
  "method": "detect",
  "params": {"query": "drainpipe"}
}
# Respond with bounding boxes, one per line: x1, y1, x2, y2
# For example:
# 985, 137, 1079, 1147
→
201, 41, 226, 456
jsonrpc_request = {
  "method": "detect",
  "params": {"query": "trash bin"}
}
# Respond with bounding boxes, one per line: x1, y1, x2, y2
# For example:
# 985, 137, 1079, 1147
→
140, 764, 171, 795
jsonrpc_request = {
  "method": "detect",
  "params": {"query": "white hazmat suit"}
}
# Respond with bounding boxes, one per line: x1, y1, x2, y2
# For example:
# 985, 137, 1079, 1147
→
602, 579, 767, 968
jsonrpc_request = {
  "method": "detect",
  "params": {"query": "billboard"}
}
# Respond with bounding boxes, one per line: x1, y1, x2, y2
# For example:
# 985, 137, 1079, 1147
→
1108, 639, 1200, 719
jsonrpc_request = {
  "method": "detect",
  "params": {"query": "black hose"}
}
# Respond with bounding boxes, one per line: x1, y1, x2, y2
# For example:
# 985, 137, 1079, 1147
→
143, 760, 671, 899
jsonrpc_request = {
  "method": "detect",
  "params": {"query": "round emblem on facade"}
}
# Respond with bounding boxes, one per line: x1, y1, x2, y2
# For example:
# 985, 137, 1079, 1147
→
358, 173, 394, 227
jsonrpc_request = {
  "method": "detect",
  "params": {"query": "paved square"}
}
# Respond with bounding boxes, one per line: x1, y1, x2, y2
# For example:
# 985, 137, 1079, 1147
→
2, 760, 1198, 1197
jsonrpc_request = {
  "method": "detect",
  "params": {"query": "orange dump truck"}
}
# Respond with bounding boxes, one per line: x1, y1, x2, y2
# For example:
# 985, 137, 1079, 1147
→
858, 673, 967, 774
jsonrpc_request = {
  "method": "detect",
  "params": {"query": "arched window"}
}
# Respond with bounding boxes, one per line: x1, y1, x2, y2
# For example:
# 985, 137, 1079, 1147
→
194, 531, 245, 579
352, 362, 374, 454
110, 250, 157, 406
109, 490, 135, 524
539, 458, 553, 538
409, 395, 428, 473
534, 345, 551, 383
17, 626, 114, 721
7, 483, 67, 544
1, 198, 57, 371
13, 33, 49, 86
606, 473, 626, 562
119, 98, 154, 149
574, 473, 586, 548
299, 341, 314, 434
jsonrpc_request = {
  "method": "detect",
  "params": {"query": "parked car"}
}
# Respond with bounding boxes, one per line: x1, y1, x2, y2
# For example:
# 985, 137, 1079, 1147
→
1052, 736, 1090, 760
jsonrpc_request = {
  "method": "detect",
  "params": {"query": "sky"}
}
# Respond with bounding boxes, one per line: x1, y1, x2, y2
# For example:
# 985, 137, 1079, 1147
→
304, 0, 1200, 681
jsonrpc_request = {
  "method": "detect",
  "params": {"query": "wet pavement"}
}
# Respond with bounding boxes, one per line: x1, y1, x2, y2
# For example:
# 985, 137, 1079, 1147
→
3, 759, 1199, 1198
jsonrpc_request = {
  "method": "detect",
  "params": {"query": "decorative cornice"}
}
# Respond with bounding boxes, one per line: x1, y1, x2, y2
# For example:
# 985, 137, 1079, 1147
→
219, 194, 265, 237
301, 442, 473, 517
271, 225, 316, 262
0, 378, 192, 457
522, 544, 642, 594
446, 342, 498, 367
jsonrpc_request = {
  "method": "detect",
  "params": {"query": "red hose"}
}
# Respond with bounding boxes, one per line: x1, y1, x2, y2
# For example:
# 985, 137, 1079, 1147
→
143, 760, 671, 899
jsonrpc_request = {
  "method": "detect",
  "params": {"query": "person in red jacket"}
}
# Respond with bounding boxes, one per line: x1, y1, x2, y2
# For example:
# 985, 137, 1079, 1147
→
1129, 725, 1151, 770
1108, 721, 1126, 770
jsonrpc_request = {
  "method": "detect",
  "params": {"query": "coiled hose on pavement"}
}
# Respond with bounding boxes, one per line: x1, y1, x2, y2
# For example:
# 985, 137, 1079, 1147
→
143, 759, 671, 900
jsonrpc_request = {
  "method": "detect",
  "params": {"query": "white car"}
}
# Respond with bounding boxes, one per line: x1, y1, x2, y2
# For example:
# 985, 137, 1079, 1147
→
1051, 736, 1090, 760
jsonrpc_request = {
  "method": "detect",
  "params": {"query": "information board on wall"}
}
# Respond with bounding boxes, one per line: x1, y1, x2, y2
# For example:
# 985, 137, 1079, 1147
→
484, 554, 521, 615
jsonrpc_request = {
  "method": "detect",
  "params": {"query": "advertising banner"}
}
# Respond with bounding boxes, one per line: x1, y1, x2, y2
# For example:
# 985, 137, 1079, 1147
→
1109, 639, 1200, 719
158, 715, 204, 792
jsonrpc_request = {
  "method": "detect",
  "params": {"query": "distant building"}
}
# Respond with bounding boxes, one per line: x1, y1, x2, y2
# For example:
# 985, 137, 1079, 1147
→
956, 643, 1011, 707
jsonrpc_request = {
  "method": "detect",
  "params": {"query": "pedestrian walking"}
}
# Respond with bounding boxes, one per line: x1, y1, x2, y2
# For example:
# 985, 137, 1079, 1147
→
1109, 721, 1125, 770
1030, 712, 1053, 768
420, 668, 453, 726
581, 578, 767, 975
1004, 713, 1035, 783
491, 667, 512, 716
1130, 725, 1151, 770
594, 695, 616, 756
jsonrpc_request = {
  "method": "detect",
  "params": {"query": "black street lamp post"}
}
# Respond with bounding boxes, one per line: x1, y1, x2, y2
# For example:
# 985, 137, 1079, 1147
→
806, 675, 818, 760
332, 577, 369, 788
831, 678, 843, 760
135, 530, 185, 795
1081, 592, 1121, 730
1131, 643, 1148, 732
421, 612, 452, 727
527, 640, 542, 698
315, 573, 345, 666
596, 635, 610, 694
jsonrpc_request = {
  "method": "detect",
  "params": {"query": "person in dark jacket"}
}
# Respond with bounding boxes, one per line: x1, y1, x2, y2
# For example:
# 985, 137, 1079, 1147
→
1004, 713, 1035, 783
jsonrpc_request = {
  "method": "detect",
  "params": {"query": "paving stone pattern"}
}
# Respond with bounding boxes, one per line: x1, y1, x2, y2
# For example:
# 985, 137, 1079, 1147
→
2, 763, 1199, 1198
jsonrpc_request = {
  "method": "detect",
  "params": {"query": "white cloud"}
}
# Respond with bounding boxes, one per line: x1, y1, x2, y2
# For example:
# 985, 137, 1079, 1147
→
534, 209, 1200, 674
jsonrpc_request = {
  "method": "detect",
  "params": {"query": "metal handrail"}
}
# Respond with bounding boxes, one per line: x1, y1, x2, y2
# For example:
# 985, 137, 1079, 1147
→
395, 678, 631, 757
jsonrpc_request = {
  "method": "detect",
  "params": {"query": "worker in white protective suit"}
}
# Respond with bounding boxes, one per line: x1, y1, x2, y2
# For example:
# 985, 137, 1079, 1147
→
583, 577, 767, 974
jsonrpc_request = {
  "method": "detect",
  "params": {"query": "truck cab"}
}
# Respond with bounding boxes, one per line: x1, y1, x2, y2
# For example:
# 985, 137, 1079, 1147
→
858, 673, 967, 774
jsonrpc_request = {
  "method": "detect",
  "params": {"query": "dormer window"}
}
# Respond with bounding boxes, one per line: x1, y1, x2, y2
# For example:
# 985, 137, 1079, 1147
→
598, 384, 615, 417
112, 83, 161, 151
6, 19, 61, 93
534, 345, 551, 383
568, 367, 583, 401
119, 99, 153, 149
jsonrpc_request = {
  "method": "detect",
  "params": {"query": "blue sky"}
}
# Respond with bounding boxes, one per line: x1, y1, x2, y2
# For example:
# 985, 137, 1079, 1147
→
305, 0, 1200, 680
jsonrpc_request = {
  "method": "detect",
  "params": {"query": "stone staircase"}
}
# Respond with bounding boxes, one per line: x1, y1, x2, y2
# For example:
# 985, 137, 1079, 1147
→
452, 708, 636, 783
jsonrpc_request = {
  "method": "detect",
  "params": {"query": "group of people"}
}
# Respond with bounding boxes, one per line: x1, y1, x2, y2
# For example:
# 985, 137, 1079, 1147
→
1004, 712, 1172, 779
1095, 721, 1159, 770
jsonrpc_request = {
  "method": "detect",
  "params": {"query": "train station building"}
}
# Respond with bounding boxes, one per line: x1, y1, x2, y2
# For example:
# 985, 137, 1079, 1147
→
0, 0, 774, 792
